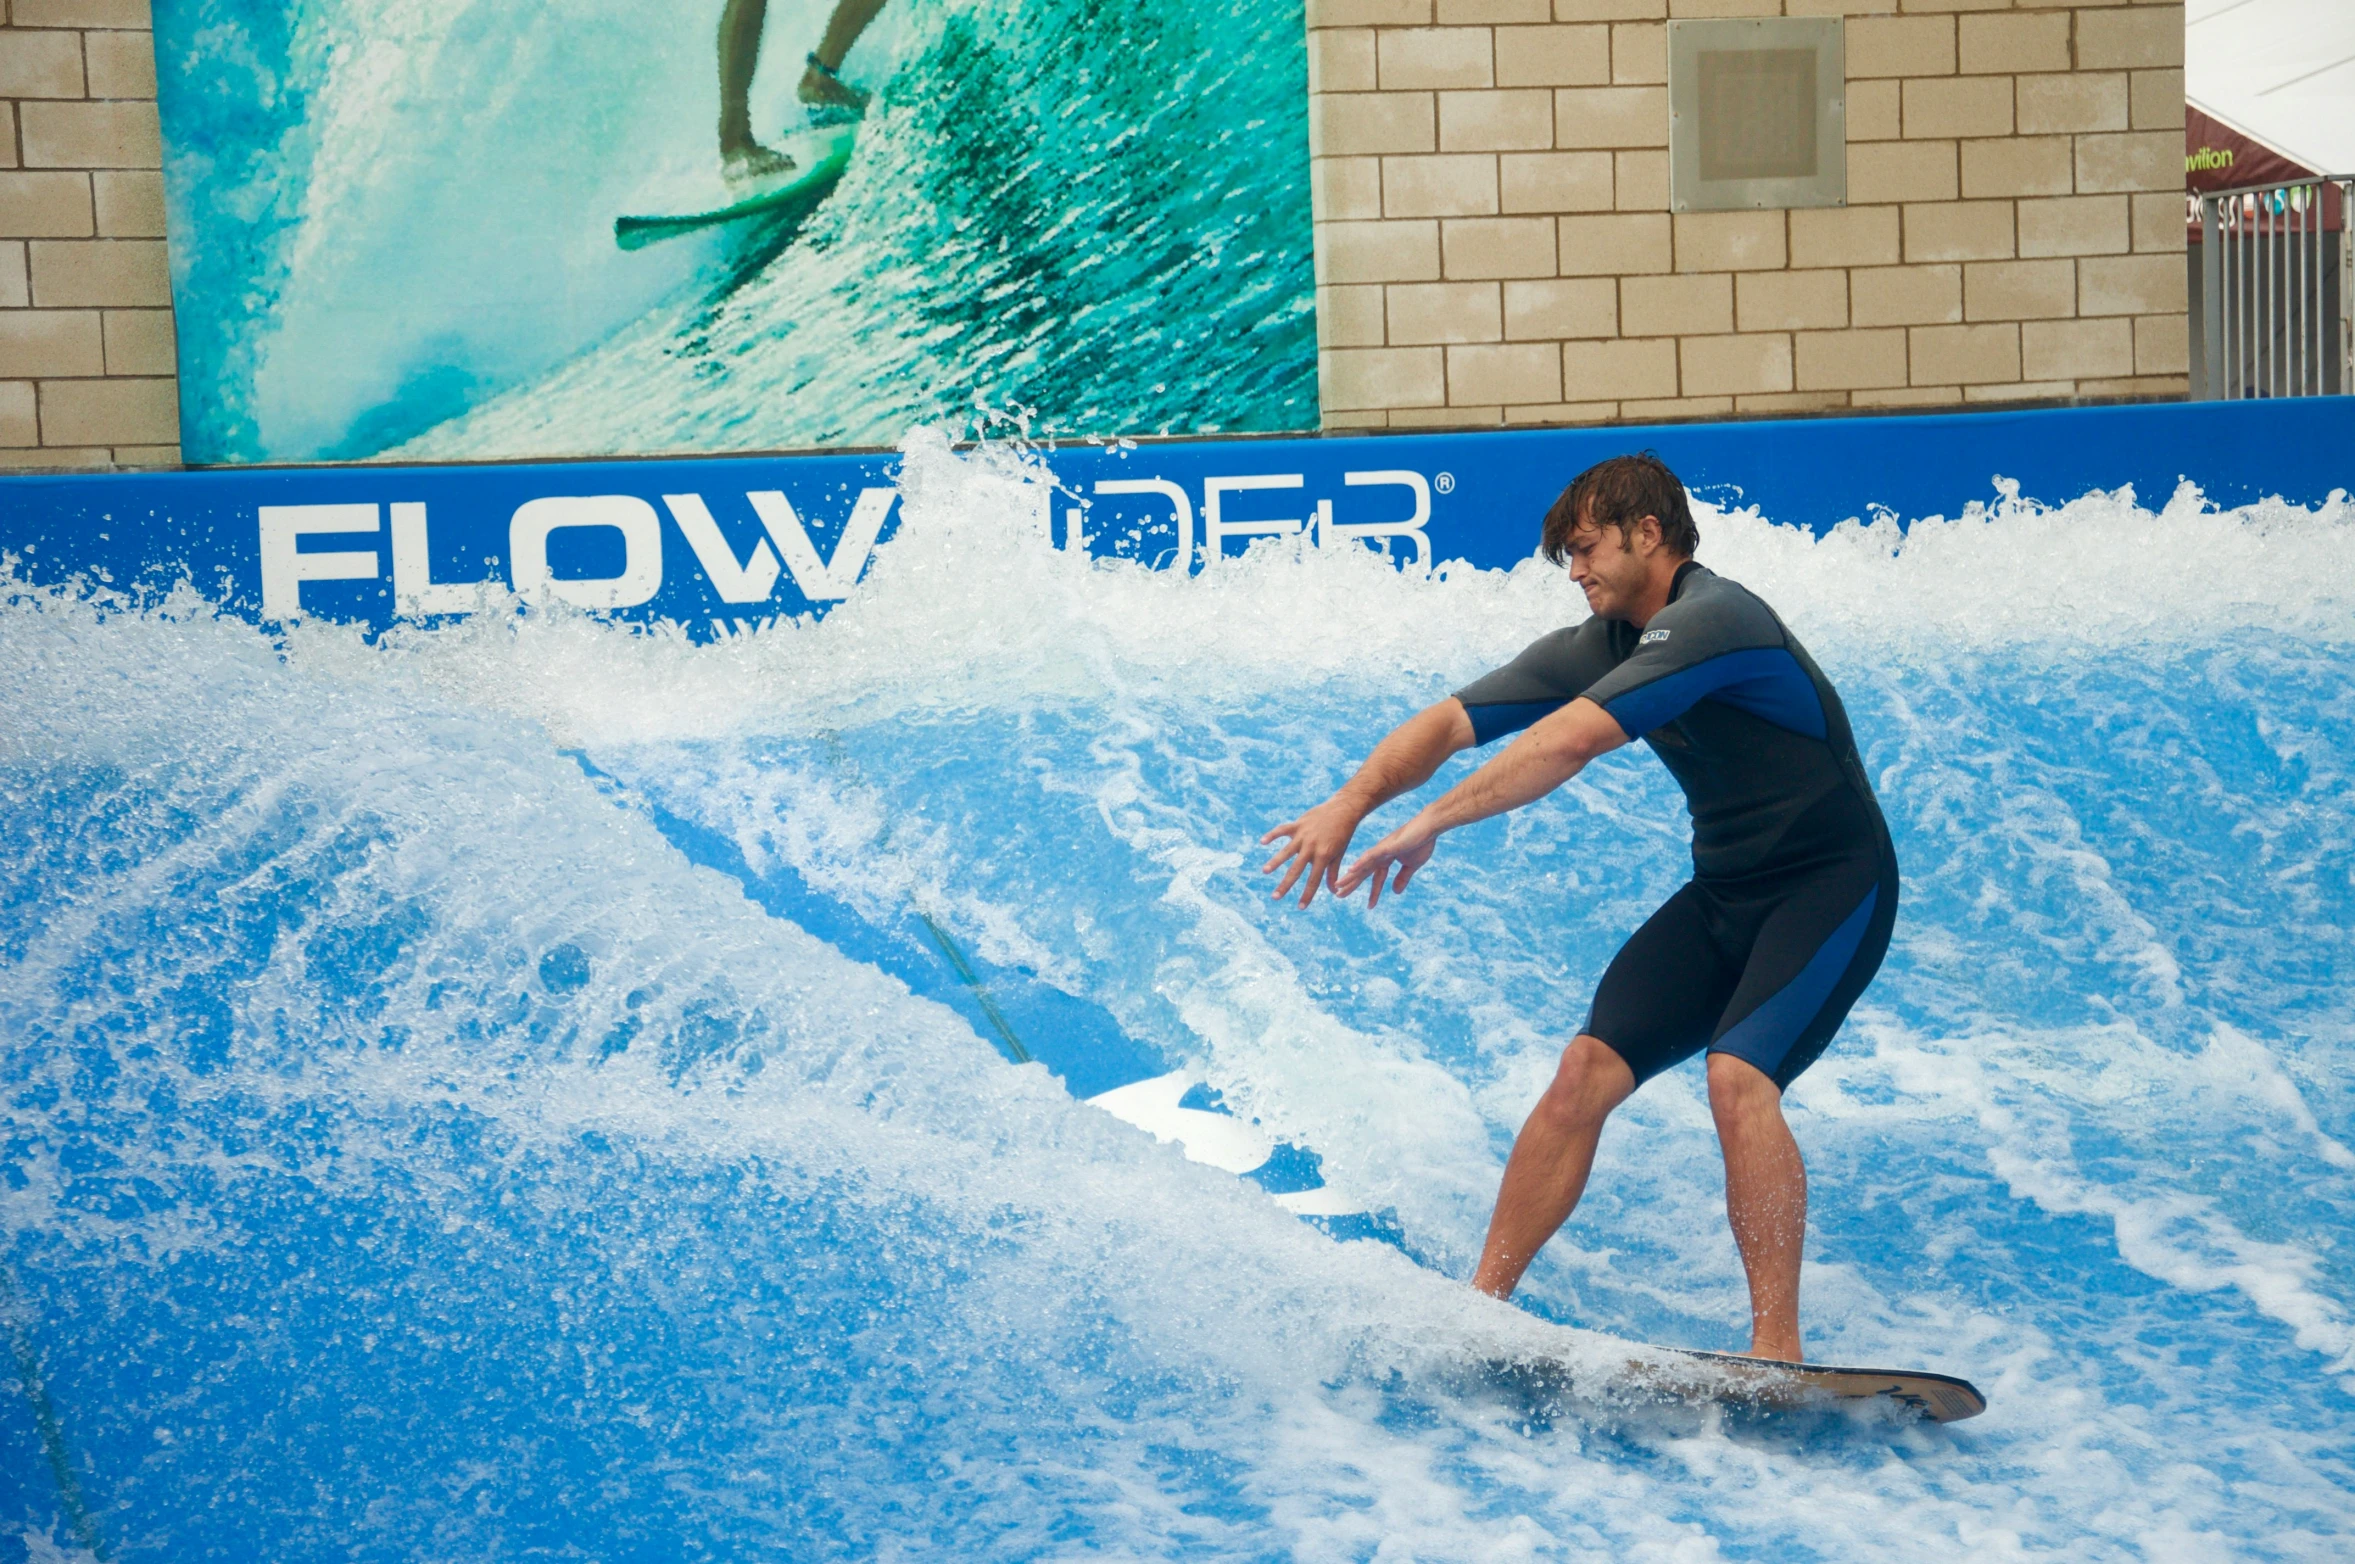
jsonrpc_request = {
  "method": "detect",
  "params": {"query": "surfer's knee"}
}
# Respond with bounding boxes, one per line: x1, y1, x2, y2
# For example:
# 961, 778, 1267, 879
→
1537, 1034, 1634, 1130
1705, 1050, 1781, 1122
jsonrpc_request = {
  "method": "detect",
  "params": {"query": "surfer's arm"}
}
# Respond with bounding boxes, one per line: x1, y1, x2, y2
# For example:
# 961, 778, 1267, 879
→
1260, 698, 1475, 907
1335, 699, 1627, 906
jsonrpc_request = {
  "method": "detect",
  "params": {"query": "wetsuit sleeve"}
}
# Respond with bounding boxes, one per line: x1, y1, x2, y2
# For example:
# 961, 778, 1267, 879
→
1452, 621, 1618, 746
1579, 585, 1828, 741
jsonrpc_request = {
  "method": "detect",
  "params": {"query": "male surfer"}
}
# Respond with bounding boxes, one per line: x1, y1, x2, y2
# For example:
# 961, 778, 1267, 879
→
1260, 454, 1897, 1362
718, 0, 889, 180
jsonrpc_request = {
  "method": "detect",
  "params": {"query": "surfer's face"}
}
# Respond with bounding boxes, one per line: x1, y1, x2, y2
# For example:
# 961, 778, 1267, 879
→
1564, 514, 1656, 621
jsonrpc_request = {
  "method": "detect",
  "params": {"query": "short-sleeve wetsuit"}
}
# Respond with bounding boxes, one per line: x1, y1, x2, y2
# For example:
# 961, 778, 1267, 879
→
1453, 561, 1898, 1090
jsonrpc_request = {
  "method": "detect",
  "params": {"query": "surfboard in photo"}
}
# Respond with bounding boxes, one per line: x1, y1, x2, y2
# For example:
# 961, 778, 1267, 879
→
1490, 1342, 1987, 1423
615, 124, 859, 251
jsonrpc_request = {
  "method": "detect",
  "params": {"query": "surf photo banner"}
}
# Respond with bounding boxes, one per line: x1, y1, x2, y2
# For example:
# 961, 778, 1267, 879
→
149, 0, 1318, 466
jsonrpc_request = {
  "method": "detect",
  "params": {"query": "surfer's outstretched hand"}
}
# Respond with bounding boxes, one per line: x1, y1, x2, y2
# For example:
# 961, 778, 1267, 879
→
1335, 815, 1437, 908
1260, 797, 1364, 908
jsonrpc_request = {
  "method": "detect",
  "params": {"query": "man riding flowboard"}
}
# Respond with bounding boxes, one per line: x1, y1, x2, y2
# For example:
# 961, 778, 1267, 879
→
1260, 454, 1897, 1361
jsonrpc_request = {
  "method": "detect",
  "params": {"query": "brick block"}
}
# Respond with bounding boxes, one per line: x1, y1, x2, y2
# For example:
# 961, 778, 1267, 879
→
1, 106, 16, 172
1610, 21, 1666, 83
1908, 321, 2018, 384
1964, 257, 2074, 321
1847, 15, 1954, 78
1849, 140, 1958, 204
1735, 391, 1852, 414
1789, 205, 1900, 268
1389, 280, 1505, 342
91, 169, 167, 238
1316, 157, 1383, 221
1321, 409, 1392, 428
1680, 333, 1793, 396
1500, 149, 1614, 211
0, 381, 38, 446
1963, 380, 2071, 404
1960, 136, 2073, 199
2076, 131, 2178, 195
1784, 0, 1902, 17
1613, 149, 1666, 209
2075, 374, 2188, 401
1674, 210, 1784, 272
101, 307, 175, 375
0, 171, 95, 238
1666, 0, 1780, 15
1552, 0, 1666, 18
1316, 93, 1438, 156
2021, 315, 2132, 381
1310, 0, 1434, 23
1956, 11, 2069, 75
1621, 394, 1731, 419
1390, 405, 1501, 427
0, 28, 89, 98
19, 101, 163, 169
1794, 328, 1909, 390
1320, 219, 1444, 282
85, 28, 159, 97
1848, 80, 1901, 141
1320, 346, 1447, 409
1495, 24, 1611, 85
2078, 253, 2181, 316
11, 0, 155, 23
110, 443, 181, 469
39, 375, 178, 445
1318, 284, 1388, 346
2131, 191, 2185, 254
1440, 88, 1556, 150
0, 244, 26, 309
1505, 276, 1617, 337
1851, 263, 1961, 326
1384, 154, 1501, 216
1553, 85, 1667, 148
1380, 27, 1497, 88
1853, 385, 1961, 409
2012, 194, 2123, 258
2130, 69, 2185, 132
27, 237, 169, 305
1504, 400, 1621, 424
1443, 214, 1559, 276
1311, 29, 1379, 93
1621, 271, 1731, 335
1738, 269, 1849, 331
1563, 335, 1678, 399
1558, 211, 1671, 273
1903, 76, 2011, 140
1449, 341, 1563, 402
2134, 312, 2188, 375
1904, 201, 2012, 262
2078, 6, 2183, 71
1439, 1, 1550, 19
2016, 72, 2129, 136
0, 309, 104, 377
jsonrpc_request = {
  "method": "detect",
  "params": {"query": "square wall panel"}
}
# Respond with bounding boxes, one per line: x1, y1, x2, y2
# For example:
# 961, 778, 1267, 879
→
1669, 19, 1846, 213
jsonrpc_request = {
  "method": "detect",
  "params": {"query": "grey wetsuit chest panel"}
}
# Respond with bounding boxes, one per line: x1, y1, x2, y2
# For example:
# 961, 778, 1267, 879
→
1454, 563, 1885, 877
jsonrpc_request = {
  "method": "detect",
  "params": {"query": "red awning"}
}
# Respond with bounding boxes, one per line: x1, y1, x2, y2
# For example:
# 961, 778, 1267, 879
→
2187, 104, 2341, 235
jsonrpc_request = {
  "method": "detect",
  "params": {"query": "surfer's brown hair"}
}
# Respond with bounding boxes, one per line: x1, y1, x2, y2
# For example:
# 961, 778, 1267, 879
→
1541, 452, 1699, 564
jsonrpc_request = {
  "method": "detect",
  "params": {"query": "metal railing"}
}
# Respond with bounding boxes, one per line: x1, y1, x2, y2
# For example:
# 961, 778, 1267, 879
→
2197, 176, 2352, 400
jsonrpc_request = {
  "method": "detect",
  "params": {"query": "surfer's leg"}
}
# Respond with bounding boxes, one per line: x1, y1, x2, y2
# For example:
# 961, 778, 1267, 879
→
801, 0, 887, 109
718, 0, 770, 155
1471, 1034, 1634, 1299
1473, 885, 1733, 1299
1707, 1053, 1808, 1361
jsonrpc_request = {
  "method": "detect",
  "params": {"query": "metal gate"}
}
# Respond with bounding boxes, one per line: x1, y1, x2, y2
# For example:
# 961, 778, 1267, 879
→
2196, 176, 2353, 400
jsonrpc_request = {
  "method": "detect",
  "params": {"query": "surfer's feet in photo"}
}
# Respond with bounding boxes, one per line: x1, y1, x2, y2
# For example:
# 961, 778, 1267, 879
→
799, 51, 870, 117
722, 143, 797, 183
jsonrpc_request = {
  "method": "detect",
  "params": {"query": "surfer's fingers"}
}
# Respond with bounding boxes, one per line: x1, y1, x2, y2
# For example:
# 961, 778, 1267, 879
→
1258, 820, 1300, 848
1269, 854, 1308, 899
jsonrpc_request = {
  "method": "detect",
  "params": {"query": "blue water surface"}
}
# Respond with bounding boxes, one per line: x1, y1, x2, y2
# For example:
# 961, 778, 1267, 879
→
4, 464, 2354, 1560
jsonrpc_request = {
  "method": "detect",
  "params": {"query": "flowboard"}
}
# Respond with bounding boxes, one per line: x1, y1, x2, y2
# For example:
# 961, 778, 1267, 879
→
615, 124, 859, 251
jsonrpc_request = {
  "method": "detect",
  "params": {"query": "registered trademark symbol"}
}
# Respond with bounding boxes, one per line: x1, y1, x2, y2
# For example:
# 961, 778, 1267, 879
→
1434, 472, 1455, 494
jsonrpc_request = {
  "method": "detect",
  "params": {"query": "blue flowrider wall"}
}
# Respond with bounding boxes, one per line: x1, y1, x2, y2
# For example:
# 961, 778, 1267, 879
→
3, 398, 2349, 636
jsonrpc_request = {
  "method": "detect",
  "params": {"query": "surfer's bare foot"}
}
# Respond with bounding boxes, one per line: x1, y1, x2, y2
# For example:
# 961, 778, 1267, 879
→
722, 143, 797, 182
799, 57, 870, 114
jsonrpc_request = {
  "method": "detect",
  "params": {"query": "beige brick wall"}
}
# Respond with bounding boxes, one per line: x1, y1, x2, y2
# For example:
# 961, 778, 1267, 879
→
1, 0, 180, 470
1310, 0, 2188, 430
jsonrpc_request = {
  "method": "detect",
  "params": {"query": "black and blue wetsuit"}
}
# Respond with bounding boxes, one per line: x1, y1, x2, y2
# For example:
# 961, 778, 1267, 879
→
1453, 561, 1897, 1090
